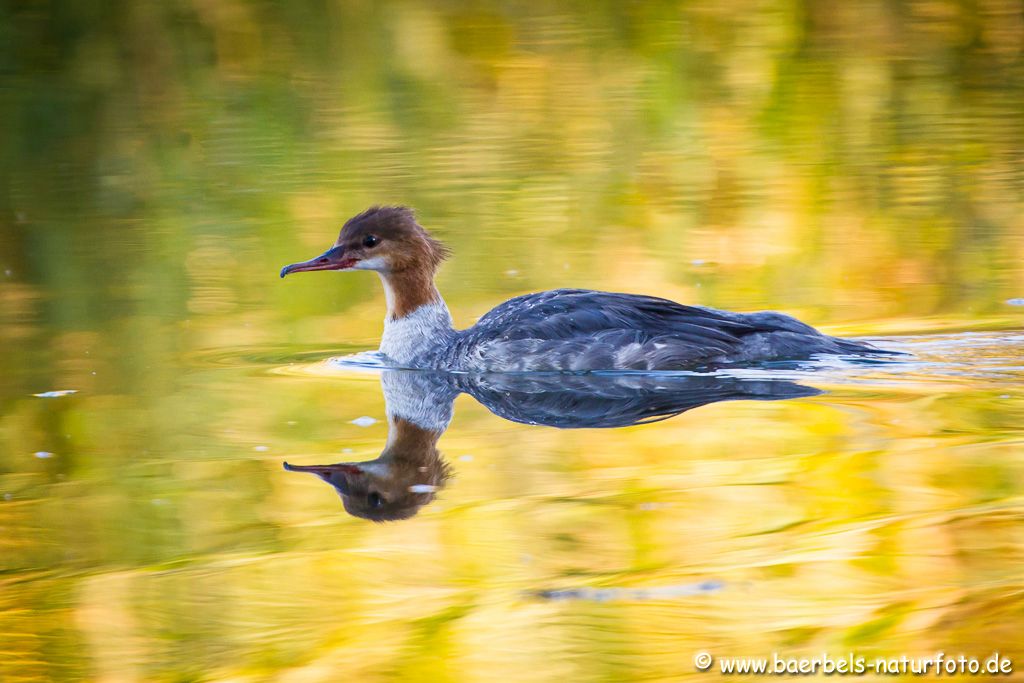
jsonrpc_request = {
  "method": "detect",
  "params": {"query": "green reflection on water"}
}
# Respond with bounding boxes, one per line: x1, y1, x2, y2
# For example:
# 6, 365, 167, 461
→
1, 1, 1023, 681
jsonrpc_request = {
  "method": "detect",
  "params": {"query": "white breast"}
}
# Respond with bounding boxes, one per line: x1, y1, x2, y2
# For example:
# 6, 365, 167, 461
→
379, 301, 454, 366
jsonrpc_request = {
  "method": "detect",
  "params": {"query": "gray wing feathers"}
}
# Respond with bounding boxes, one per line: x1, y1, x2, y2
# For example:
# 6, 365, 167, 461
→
451, 289, 882, 371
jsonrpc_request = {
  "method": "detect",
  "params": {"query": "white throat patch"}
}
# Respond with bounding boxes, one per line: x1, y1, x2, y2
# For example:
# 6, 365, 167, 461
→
353, 256, 388, 272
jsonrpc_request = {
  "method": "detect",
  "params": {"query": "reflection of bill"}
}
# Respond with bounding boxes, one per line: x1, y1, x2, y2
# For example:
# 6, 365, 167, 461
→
283, 369, 819, 522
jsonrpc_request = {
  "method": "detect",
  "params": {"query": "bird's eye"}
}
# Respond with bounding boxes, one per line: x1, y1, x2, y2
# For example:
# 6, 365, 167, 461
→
362, 234, 380, 248
367, 492, 384, 509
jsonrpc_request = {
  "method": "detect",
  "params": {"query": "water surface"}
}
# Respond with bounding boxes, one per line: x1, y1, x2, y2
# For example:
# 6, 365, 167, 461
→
2, 1, 1023, 681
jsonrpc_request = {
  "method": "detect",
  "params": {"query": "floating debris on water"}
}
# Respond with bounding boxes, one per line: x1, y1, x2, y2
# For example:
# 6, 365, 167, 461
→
1006, 298, 1024, 306
350, 416, 377, 427
459, 454, 473, 462
34, 451, 54, 459
253, 445, 269, 452
408, 484, 438, 493
535, 580, 724, 602
505, 269, 519, 277
33, 390, 78, 398
341, 448, 353, 453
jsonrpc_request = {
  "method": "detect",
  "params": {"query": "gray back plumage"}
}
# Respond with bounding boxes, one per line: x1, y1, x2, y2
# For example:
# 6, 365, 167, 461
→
441, 289, 885, 372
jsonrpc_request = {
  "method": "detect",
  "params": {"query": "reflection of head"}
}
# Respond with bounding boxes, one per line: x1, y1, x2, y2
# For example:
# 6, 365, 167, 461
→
284, 418, 451, 522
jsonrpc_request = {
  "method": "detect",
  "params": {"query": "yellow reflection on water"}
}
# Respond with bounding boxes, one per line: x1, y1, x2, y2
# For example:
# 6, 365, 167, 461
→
1, 0, 1023, 680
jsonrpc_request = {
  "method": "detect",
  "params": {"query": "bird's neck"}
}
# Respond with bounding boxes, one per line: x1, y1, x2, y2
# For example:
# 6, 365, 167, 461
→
377, 269, 455, 365
379, 267, 443, 320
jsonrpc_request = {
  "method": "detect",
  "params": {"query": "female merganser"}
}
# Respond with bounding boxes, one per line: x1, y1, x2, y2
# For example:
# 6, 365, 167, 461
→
280, 206, 886, 371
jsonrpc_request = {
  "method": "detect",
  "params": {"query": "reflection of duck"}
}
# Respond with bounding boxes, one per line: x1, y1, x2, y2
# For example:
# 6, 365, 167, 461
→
280, 206, 890, 371
283, 369, 818, 521
285, 372, 455, 522
456, 372, 820, 428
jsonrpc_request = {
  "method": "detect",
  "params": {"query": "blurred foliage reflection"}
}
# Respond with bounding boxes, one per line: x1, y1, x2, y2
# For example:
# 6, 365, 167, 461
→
1, 0, 1023, 681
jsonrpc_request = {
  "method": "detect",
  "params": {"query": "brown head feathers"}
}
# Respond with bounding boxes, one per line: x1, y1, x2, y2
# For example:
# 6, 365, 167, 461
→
336, 206, 450, 273
280, 205, 451, 320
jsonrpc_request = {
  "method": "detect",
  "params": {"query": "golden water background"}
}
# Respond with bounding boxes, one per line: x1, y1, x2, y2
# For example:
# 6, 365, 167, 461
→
1, 1, 1023, 681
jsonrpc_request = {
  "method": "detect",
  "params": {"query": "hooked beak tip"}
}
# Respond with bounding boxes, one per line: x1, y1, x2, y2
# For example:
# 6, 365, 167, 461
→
279, 245, 352, 279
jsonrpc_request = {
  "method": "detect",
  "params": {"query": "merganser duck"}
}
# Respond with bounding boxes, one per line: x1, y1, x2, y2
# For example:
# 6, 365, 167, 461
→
280, 206, 887, 371
283, 368, 817, 521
